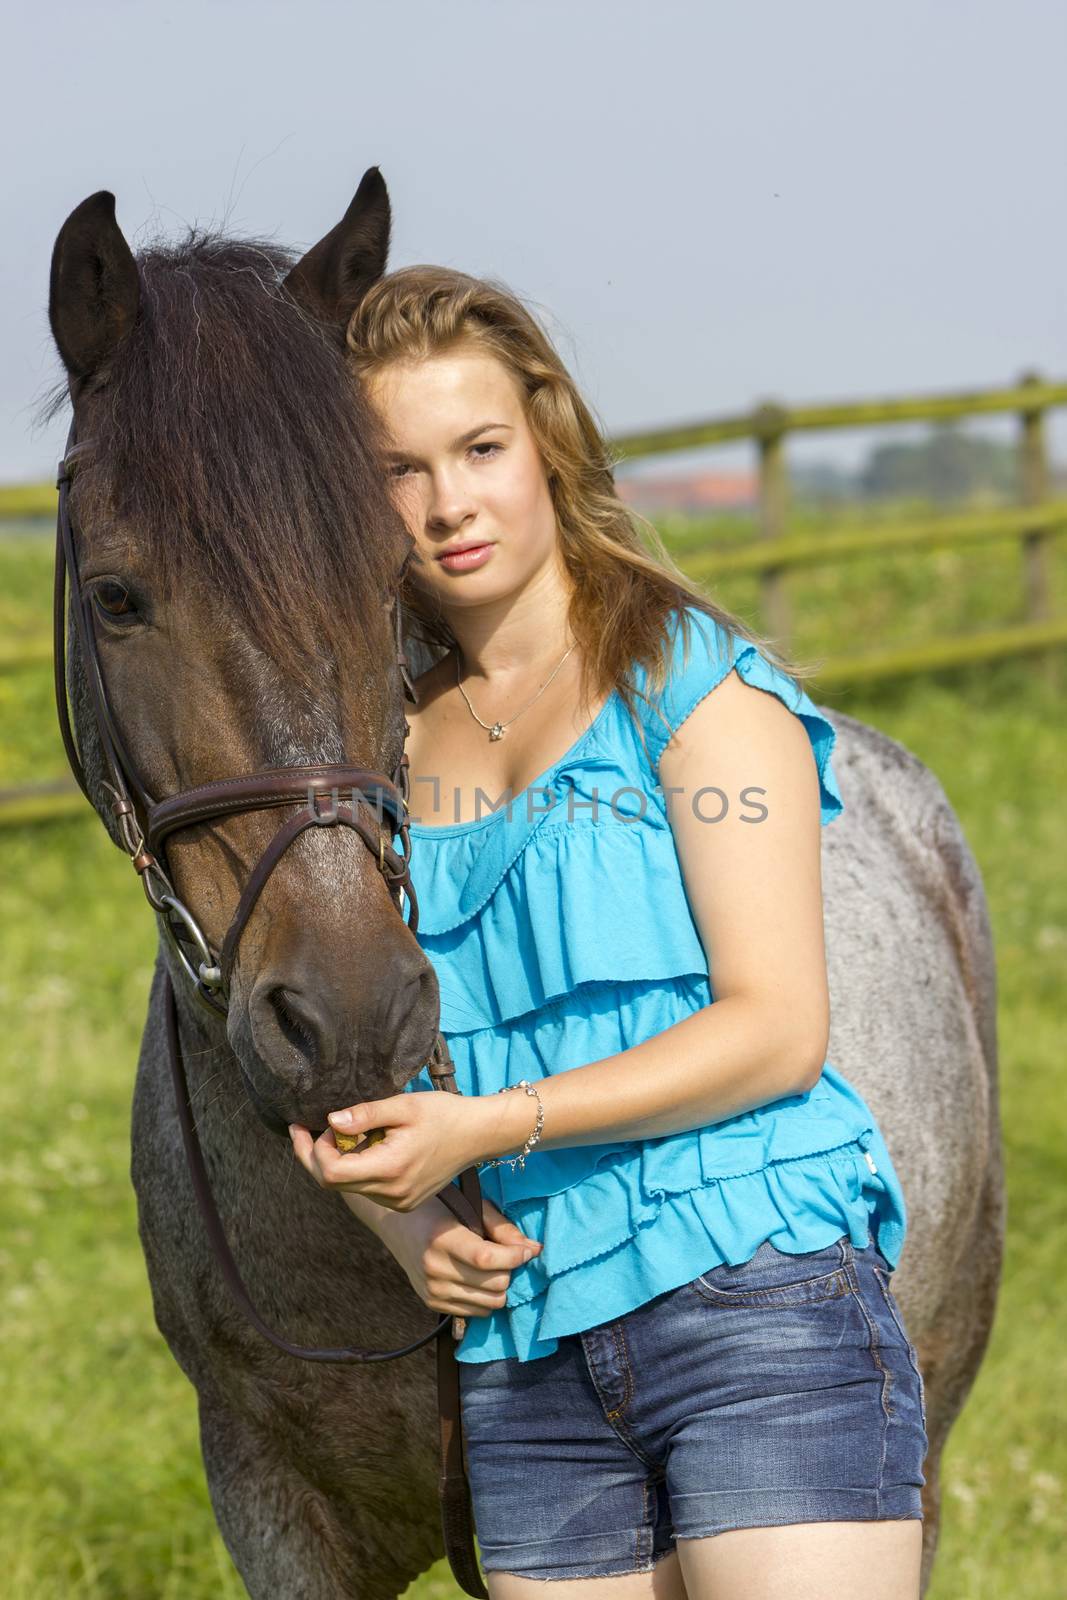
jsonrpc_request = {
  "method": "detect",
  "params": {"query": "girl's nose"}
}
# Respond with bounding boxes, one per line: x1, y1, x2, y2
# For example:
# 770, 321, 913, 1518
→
427, 469, 476, 530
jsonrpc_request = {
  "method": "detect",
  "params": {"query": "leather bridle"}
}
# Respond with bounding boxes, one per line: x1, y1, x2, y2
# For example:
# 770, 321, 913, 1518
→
53, 418, 489, 1598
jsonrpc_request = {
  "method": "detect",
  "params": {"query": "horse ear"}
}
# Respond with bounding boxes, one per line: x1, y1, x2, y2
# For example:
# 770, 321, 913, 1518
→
284, 166, 391, 330
49, 191, 140, 382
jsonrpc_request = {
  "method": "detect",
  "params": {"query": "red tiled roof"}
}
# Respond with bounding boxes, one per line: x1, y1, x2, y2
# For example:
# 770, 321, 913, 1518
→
618, 471, 758, 511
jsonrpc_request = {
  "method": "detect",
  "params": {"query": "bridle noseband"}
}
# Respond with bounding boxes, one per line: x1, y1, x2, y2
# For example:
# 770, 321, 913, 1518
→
54, 416, 489, 1595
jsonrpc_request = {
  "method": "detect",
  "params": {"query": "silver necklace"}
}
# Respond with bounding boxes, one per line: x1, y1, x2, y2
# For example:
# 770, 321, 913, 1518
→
455, 641, 577, 741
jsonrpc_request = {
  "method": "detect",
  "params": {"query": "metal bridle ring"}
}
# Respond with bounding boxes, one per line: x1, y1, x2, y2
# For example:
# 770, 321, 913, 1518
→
159, 893, 224, 992
140, 858, 175, 914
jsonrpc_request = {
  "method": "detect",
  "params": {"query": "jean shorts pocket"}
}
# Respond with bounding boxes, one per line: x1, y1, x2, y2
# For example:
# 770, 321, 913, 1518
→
691, 1234, 854, 1308
872, 1264, 928, 1430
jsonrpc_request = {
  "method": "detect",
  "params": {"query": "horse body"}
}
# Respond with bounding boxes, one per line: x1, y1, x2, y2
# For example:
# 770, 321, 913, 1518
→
48, 175, 1002, 1599
821, 709, 1004, 1592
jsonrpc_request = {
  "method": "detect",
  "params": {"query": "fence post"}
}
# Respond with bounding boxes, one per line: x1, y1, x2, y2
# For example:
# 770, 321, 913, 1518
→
755, 402, 791, 646
1017, 370, 1057, 689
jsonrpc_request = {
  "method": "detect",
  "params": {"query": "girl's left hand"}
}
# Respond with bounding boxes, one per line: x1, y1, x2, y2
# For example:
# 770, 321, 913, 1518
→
288, 1091, 494, 1213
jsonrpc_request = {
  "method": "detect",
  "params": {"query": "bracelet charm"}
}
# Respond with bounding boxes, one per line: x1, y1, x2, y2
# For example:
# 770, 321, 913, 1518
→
477, 1079, 545, 1171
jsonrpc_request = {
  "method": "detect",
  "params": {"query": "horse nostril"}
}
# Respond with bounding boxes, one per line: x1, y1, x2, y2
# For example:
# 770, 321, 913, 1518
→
263, 985, 336, 1073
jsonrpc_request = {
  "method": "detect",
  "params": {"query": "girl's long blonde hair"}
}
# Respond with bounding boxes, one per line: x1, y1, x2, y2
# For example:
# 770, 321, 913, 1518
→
345, 265, 814, 752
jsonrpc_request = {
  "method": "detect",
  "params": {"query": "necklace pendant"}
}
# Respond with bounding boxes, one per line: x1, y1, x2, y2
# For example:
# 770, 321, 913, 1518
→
489, 722, 505, 741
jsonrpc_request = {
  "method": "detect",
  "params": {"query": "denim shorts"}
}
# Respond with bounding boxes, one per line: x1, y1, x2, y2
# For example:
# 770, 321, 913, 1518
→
457, 1233, 928, 1580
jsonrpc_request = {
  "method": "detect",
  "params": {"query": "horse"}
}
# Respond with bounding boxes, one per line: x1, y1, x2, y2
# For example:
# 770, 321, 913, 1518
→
47, 171, 1002, 1598
48, 171, 469, 1598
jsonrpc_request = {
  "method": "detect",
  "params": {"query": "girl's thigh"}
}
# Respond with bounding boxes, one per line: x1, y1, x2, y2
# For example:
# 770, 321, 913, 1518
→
676, 1518, 922, 1600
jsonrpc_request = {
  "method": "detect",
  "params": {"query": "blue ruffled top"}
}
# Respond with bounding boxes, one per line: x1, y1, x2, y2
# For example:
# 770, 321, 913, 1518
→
403, 604, 907, 1363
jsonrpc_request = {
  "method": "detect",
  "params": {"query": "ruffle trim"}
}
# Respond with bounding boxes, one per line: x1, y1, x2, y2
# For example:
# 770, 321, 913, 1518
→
419, 820, 711, 1032
456, 1130, 906, 1364
410, 747, 641, 938
728, 642, 844, 828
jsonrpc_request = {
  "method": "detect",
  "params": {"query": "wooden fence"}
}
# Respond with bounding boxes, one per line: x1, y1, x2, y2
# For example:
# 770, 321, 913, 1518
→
612, 369, 1067, 685
2, 371, 1065, 827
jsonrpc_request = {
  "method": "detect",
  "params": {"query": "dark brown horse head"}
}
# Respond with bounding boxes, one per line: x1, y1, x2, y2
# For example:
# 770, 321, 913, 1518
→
47, 170, 440, 1130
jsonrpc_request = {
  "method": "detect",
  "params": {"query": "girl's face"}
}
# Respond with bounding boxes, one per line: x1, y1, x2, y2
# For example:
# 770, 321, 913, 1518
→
364, 345, 563, 611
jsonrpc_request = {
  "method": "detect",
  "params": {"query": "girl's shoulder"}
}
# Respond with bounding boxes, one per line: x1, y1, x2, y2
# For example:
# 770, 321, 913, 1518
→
631, 603, 845, 827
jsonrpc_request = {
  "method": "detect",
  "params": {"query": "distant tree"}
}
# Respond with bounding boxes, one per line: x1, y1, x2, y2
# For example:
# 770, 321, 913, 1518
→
858, 423, 1019, 503
791, 461, 856, 504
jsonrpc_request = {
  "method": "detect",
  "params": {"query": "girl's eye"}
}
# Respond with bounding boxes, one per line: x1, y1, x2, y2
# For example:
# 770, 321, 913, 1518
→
92, 579, 137, 620
470, 442, 501, 460
389, 462, 413, 480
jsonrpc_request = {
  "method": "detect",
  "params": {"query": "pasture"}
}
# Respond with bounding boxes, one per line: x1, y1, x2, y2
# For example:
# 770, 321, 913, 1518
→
1, 515, 1063, 1597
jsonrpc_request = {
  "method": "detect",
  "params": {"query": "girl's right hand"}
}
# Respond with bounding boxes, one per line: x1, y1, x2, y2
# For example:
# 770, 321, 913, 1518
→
358, 1191, 543, 1321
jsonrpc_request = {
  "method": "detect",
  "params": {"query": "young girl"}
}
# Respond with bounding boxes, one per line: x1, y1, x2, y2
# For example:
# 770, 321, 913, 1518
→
290, 267, 927, 1599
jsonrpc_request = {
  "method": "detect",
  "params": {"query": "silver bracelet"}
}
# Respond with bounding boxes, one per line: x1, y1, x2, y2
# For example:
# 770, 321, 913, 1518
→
477, 1079, 545, 1171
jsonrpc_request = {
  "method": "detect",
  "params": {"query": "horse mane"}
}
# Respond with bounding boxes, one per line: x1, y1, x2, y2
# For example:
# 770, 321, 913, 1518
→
49, 229, 404, 687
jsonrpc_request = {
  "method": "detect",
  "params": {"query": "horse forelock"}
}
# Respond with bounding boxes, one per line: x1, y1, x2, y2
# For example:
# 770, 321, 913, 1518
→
69, 230, 402, 690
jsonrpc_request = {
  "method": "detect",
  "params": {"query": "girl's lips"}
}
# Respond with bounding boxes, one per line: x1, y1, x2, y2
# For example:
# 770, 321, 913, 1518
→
437, 542, 495, 572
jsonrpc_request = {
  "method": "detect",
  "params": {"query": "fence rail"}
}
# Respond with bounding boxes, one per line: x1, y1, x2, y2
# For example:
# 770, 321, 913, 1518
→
0, 783, 86, 830
611, 375, 1067, 456
3, 370, 1065, 826
614, 367, 1066, 675
0, 483, 58, 520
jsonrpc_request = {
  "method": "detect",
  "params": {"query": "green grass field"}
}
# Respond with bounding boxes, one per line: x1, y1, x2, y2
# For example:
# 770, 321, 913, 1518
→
1, 518, 1064, 1597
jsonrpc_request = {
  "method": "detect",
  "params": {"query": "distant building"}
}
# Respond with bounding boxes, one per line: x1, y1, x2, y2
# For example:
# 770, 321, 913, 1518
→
617, 470, 758, 514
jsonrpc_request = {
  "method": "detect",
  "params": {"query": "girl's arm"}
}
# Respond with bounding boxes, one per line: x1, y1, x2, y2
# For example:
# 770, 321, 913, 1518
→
476, 663, 831, 1157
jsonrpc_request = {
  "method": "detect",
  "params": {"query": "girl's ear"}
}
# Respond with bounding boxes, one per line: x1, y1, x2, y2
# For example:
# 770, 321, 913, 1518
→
284, 167, 390, 334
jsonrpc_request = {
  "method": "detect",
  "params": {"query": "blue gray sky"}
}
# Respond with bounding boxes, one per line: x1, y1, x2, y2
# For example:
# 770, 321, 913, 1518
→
2, 0, 1064, 483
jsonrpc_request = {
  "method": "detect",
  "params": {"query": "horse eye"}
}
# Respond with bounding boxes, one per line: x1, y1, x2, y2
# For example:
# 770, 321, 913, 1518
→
93, 579, 137, 620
